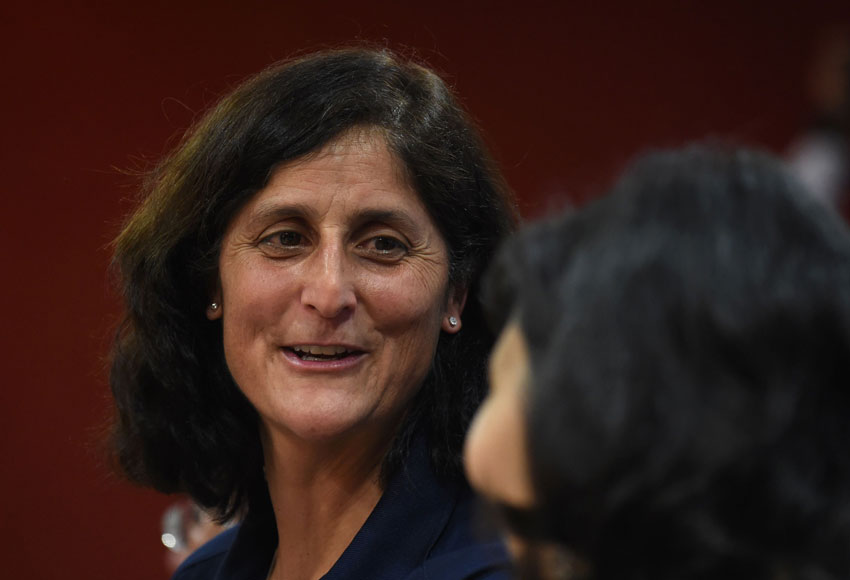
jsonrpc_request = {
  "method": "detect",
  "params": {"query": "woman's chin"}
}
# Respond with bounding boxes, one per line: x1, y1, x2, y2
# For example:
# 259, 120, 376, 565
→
261, 406, 392, 448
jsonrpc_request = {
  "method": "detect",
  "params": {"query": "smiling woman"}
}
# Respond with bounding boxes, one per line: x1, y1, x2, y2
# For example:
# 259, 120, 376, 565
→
213, 129, 458, 445
109, 48, 517, 580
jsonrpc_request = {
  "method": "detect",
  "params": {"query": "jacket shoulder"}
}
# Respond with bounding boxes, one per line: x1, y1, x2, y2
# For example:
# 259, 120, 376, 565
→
171, 526, 239, 580
416, 540, 512, 580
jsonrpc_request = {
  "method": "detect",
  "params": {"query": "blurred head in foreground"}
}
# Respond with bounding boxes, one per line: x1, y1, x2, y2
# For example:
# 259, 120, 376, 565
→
465, 146, 850, 579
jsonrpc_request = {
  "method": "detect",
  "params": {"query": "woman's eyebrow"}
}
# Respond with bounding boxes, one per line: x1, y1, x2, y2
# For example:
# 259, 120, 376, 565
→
244, 203, 314, 229
353, 208, 425, 235
243, 204, 427, 238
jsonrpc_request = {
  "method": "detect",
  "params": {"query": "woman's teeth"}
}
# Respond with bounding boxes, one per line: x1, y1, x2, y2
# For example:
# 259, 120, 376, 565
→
291, 345, 352, 361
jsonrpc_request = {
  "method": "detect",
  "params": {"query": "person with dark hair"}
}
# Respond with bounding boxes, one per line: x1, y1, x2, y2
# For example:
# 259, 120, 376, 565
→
110, 48, 518, 580
465, 146, 850, 579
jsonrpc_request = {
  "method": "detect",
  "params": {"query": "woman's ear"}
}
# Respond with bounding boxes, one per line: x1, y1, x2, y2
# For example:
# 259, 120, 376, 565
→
442, 286, 468, 333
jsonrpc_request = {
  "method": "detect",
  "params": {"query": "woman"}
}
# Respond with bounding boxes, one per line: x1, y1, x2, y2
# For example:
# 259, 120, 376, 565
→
110, 48, 517, 580
465, 146, 850, 579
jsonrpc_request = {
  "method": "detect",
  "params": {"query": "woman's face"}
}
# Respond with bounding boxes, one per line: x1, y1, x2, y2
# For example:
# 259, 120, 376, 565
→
464, 321, 536, 507
211, 130, 464, 444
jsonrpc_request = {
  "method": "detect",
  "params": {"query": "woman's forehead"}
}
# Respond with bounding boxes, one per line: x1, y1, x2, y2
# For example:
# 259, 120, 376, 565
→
276, 126, 397, 173
224, 132, 439, 241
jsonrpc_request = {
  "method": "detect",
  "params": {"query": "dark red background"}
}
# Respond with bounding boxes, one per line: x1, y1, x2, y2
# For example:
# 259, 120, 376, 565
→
2, 1, 848, 578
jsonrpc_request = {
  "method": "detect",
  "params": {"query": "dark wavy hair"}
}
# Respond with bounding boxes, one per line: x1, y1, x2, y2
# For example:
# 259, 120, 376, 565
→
483, 146, 850, 579
109, 48, 517, 520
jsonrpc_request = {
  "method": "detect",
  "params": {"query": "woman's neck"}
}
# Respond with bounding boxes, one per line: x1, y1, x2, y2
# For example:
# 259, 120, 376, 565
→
262, 424, 390, 580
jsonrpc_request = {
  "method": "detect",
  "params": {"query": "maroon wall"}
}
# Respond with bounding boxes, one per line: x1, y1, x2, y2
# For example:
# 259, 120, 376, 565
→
2, 1, 848, 578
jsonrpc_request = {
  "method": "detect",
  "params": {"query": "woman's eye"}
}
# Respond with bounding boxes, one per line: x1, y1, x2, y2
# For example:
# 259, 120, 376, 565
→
362, 236, 408, 260
259, 230, 305, 253
374, 236, 403, 252
275, 231, 303, 246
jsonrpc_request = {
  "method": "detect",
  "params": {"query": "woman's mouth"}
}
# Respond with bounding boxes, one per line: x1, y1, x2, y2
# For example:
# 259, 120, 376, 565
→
285, 345, 364, 362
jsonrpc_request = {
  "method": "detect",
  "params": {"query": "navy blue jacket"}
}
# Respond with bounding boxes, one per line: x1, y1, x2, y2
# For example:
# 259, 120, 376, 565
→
173, 438, 511, 580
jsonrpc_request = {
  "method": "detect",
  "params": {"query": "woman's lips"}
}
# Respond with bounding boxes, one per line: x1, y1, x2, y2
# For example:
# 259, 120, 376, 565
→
281, 345, 366, 370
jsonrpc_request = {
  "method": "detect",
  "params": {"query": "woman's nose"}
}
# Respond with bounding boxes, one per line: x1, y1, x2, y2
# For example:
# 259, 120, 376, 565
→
300, 245, 356, 319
